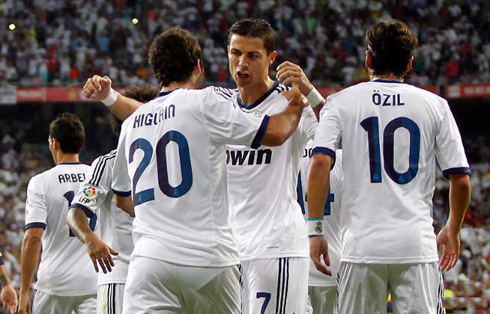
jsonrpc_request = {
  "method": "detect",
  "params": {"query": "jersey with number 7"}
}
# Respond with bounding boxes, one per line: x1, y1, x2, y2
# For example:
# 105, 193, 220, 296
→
313, 80, 470, 263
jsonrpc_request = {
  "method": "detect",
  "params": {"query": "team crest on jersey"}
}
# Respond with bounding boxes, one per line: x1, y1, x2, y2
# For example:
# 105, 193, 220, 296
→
83, 186, 97, 198
240, 108, 262, 118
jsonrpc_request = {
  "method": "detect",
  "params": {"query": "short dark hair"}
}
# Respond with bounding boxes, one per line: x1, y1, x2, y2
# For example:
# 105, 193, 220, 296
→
49, 113, 85, 154
366, 20, 418, 78
149, 28, 202, 87
228, 19, 277, 54
109, 85, 159, 136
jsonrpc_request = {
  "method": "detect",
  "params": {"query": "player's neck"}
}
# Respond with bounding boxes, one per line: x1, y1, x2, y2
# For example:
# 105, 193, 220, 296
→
55, 153, 79, 165
370, 73, 404, 82
238, 78, 275, 106
161, 81, 196, 93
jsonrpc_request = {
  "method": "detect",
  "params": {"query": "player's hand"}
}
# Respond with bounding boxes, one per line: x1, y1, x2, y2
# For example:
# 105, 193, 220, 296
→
1, 284, 17, 313
309, 236, 332, 276
18, 291, 31, 314
276, 61, 313, 96
82, 75, 112, 101
282, 84, 306, 108
437, 225, 460, 272
85, 234, 119, 274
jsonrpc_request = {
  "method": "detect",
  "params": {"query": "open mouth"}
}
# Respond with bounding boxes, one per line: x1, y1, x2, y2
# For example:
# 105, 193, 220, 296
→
237, 71, 249, 79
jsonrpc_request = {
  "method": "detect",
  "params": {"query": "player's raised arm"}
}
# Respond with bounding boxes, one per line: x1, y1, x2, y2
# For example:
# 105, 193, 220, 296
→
82, 75, 143, 120
437, 174, 471, 271
307, 153, 333, 276
260, 84, 306, 146
276, 61, 325, 118
67, 208, 119, 274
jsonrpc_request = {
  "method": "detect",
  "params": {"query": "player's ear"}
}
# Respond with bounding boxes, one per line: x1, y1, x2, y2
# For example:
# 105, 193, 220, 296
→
407, 56, 414, 72
365, 50, 373, 69
196, 59, 203, 74
269, 51, 278, 65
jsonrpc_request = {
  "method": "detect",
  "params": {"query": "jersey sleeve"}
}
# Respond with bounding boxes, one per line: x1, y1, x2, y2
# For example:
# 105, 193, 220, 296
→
25, 175, 48, 230
298, 104, 318, 147
312, 96, 341, 167
112, 124, 132, 197
435, 101, 471, 178
71, 154, 113, 217
200, 87, 270, 149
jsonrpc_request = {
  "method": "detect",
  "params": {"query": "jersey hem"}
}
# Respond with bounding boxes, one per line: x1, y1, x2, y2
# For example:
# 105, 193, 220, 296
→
442, 167, 472, 179
112, 188, 131, 197
97, 279, 127, 286
340, 256, 439, 264
308, 282, 337, 287
239, 251, 309, 262
132, 253, 241, 268
34, 286, 97, 297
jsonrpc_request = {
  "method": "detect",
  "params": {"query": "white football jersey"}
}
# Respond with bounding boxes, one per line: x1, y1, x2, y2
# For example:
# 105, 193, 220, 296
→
226, 82, 317, 261
112, 87, 269, 267
298, 141, 342, 286
314, 80, 471, 264
25, 162, 97, 296
71, 150, 134, 286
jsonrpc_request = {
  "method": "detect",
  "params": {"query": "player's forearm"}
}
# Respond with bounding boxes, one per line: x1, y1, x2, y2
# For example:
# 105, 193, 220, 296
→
67, 208, 97, 244
0, 265, 12, 288
115, 195, 134, 216
262, 102, 303, 146
446, 174, 471, 233
107, 94, 142, 120
20, 234, 42, 293
307, 154, 332, 219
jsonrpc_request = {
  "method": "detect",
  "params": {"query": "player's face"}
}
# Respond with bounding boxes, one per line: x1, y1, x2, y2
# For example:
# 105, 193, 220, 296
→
227, 34, 276, 89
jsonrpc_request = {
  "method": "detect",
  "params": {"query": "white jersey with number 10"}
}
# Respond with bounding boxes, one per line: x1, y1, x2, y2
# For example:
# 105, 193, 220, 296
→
313, 80, 471, 264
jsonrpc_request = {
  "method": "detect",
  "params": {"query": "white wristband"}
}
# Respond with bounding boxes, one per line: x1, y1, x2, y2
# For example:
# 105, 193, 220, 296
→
306, 87, 324, 108
307, 218, 324, 237
101, 88, 119, 107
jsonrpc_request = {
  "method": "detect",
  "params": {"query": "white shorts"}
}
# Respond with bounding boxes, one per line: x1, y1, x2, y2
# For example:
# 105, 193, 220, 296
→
97, 283, 125, 314
307, 286, 336, 314
336, 262, 445, 314
33, 290, 96, 314
123, 256, 241, 313
241, 257, 309, 314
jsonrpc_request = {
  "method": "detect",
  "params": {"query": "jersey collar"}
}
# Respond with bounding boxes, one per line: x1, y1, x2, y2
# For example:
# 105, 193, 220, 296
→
373, 79, 403, 84
156, 88, 180, 98
237, 81, 279, 110
59, 162, 82, 165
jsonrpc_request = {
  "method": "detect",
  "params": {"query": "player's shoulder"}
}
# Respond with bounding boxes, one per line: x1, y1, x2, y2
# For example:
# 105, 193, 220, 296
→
205, 86, 236, 100
405, 84, 448, 105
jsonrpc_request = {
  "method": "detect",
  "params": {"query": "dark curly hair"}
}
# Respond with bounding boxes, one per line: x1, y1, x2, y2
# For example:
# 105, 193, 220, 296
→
149, 28, 202, 87
228, 18, 277, 54
109, 85, 159, 136
49, 112, 85, 154
366, 20, 418, 78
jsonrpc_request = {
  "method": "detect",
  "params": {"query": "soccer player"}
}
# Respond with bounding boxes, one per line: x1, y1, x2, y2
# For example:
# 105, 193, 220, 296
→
0, 253, 17, 313
67, 86, 158, 314
224, 19, 320, 314
19, 113, 97, 314
308, 20, 471, 314
84, 28, 305, 313
298, 141, 342, 314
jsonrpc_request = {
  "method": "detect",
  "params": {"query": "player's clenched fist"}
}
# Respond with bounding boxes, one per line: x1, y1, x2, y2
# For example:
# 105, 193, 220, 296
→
282, 84, 307, 108
83, 75, 112, 100
276, 61, 313, 96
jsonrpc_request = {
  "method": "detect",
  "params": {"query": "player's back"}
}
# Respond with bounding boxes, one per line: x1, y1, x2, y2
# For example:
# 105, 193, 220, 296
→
324, 79, 470, 263
113, 87, 266, 267
25, 162, 97, 296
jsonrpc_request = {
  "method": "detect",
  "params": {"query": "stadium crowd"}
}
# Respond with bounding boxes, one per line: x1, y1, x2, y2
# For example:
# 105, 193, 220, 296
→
0, 0, 489, 87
